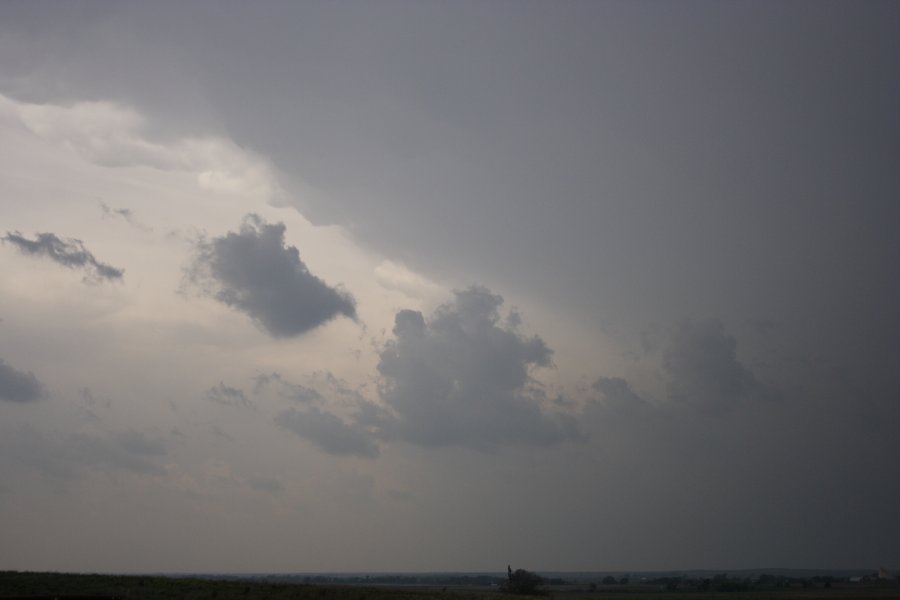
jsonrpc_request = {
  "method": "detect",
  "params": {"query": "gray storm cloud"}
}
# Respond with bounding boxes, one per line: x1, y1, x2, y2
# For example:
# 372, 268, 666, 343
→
375, 286, 579, 450
270, 287, 579, 456
3, 231, 124, 282
0, 358, 42, 402
588, 320, 765, 416
188, 215, 356, 337
591, 376, 647, 414
664, 319, 764, 413
0, 0, 896, 571
275, 407, 379, 458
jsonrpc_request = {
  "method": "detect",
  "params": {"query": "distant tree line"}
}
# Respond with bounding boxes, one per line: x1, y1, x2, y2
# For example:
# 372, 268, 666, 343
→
251, 574, 508, 587
640, 572, 868, 592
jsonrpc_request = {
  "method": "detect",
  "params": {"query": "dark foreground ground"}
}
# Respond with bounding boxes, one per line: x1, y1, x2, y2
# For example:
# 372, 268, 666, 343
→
1, 571, 899, 600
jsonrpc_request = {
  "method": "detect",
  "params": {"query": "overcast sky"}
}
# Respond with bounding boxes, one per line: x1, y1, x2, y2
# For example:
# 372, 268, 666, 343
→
1, 1, 898, 574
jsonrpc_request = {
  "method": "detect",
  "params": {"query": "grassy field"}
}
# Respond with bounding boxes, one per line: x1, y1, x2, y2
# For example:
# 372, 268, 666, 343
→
1, 571, 899, 600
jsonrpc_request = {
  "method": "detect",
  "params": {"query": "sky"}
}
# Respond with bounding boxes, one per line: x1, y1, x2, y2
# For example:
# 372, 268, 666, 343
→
0, 0, 898, 574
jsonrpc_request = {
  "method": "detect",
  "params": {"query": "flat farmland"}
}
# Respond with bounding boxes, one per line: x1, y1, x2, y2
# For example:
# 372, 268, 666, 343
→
1, 572, 899, 600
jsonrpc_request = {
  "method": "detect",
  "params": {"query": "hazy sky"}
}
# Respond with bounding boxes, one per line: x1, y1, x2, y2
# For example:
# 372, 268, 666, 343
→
1, 1, 898, 573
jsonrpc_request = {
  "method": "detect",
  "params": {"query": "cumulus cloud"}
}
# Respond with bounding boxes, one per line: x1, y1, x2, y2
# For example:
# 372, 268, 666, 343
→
3, 231, 124, 282
259, 372, 380, 457
663, 319, 763, 413
375, 286, 579, 450
187, 215, 356, 337
0, 359, 42, 402
275, 407, 379, 458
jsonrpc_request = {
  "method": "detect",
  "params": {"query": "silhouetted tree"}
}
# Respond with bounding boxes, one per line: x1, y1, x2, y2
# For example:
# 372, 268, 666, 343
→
506, 566, 545, 595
